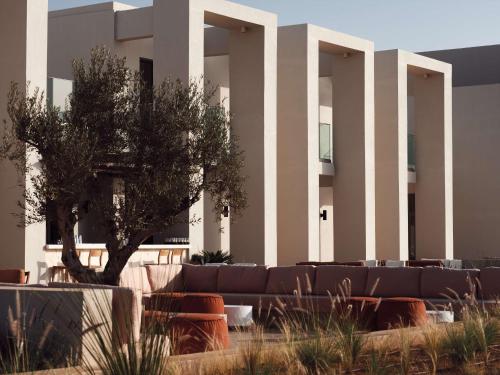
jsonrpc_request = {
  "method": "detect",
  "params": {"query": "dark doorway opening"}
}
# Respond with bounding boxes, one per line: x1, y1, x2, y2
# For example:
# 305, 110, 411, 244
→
408, 193, 416, 260
140, 58, 153, 89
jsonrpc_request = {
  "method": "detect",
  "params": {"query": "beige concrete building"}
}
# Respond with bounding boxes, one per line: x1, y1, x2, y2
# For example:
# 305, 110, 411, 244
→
277, 24, 375, 264
422, 45, 500, 260
0, 0, 458, 280
375, 50, 453, 261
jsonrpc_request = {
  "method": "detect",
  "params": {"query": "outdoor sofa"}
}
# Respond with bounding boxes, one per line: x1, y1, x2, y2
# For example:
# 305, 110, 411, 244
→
121, 264, 499, 309
116, 264, 500, 331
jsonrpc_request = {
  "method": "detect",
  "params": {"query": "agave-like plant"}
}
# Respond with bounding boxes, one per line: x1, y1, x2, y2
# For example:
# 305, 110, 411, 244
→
334, 320, 364, 372
291, 333, 339, 375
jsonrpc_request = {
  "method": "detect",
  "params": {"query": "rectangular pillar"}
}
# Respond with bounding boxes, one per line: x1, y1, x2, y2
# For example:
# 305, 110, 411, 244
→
203, 86, 230, 252
229, 24, 277, 265
0, 0, 48, 282
374, 50, 409, 260
414, 73, 453, 259
153, 0, 205, 253
276, 25, 320, 265
331, 51, 376, 261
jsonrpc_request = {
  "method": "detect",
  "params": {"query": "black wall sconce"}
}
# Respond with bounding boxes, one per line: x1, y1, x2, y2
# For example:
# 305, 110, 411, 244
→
320, 210, 327, 221
223, 206, 229, 218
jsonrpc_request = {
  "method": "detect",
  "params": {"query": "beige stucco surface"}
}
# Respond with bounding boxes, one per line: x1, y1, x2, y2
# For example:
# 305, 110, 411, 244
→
48, 0, 277, 265
0, 0, 48, 282
374, 50, 453, 261
277, 24, 375, 265
452, 83, 500, 259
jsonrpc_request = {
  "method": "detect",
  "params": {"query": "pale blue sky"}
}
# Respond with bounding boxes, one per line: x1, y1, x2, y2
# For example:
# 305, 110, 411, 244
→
48, 0, 500, 52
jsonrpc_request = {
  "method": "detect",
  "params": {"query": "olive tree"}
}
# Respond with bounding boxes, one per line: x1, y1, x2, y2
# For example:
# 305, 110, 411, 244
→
0, 48, 246, 285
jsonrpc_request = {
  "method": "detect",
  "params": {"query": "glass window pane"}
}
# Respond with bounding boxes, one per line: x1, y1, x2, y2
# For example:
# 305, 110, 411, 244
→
319, 123, 331, 161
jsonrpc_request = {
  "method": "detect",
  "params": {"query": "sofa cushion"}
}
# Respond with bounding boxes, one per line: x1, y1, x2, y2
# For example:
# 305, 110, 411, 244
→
479, 267, 500, 300
0, 269, 25, 284
420, 267, 479, 299
265, 266, 315, 295
145, 265, 183, 293
119, 266, 152, 294
182, 264, 219, 292
365, 267, 422, 298
217, 265, 268, 293
313, 266, 368, 296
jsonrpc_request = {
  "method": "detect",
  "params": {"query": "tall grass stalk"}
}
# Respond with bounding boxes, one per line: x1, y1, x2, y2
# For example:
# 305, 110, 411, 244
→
421, 324, 445, 374
0, 289, 78, 374
80, 289, 172, 375
397, 328, 412, 375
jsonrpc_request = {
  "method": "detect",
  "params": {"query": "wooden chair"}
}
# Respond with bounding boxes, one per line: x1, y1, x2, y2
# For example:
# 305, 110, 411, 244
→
158, 249, 171, 265
49, 266, 69, 282
170, 248, 186, 264
87, 249, 103, 269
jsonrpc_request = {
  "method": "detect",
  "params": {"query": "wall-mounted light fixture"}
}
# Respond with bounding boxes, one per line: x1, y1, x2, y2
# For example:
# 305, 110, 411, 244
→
240, 26, 248, 33
320, 210, 327, 221
223, 206, 229, 218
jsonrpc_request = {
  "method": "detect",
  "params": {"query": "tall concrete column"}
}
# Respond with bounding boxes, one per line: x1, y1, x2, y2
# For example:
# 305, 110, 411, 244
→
331, 51, 376, 261
374, 50, 409, 260
414, 73, 453, 259
0, 0, 48, 281
229, 25, 277, 265
153, 0, 205, 253
276, 25, 319, 265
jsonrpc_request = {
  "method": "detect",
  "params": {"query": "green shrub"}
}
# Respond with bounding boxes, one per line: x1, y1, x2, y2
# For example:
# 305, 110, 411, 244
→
191, 250, 234, 265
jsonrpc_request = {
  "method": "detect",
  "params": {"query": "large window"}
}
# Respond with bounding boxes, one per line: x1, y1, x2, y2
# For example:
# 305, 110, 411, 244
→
319, 122, 332, 162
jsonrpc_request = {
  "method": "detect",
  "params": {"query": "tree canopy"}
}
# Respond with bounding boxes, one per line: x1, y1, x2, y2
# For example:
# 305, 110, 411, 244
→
0, 47, 246, 285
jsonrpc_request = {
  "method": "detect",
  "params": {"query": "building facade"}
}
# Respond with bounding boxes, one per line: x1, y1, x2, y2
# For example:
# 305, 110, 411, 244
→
47, 0, 278, 266
0, 0, 458, 282
422, 45, 500, 260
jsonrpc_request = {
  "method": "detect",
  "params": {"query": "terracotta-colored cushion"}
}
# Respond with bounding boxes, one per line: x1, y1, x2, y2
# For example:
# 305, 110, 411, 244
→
180, 293, 225, 314
365, 267, 422, 298
183, 265, 219, 292
145, 265, 183, 293
145, 312, 229, 354
420, 267, 479, 299
265, 266, 315, 295
217, 265, 268, 293
313, 266, 368, 296
146, 292, 186, 312
0, 269, 25, 284
119, 266, 152, 294
479, 267, 500, 300
376, 297, 427, 330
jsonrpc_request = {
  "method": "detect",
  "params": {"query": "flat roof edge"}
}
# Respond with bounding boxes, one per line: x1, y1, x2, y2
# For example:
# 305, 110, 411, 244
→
49, 1, 135, 18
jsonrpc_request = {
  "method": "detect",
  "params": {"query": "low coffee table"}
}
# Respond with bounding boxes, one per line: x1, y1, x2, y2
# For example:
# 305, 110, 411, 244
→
224, 305, 253, 328
427, 310, 454, 324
